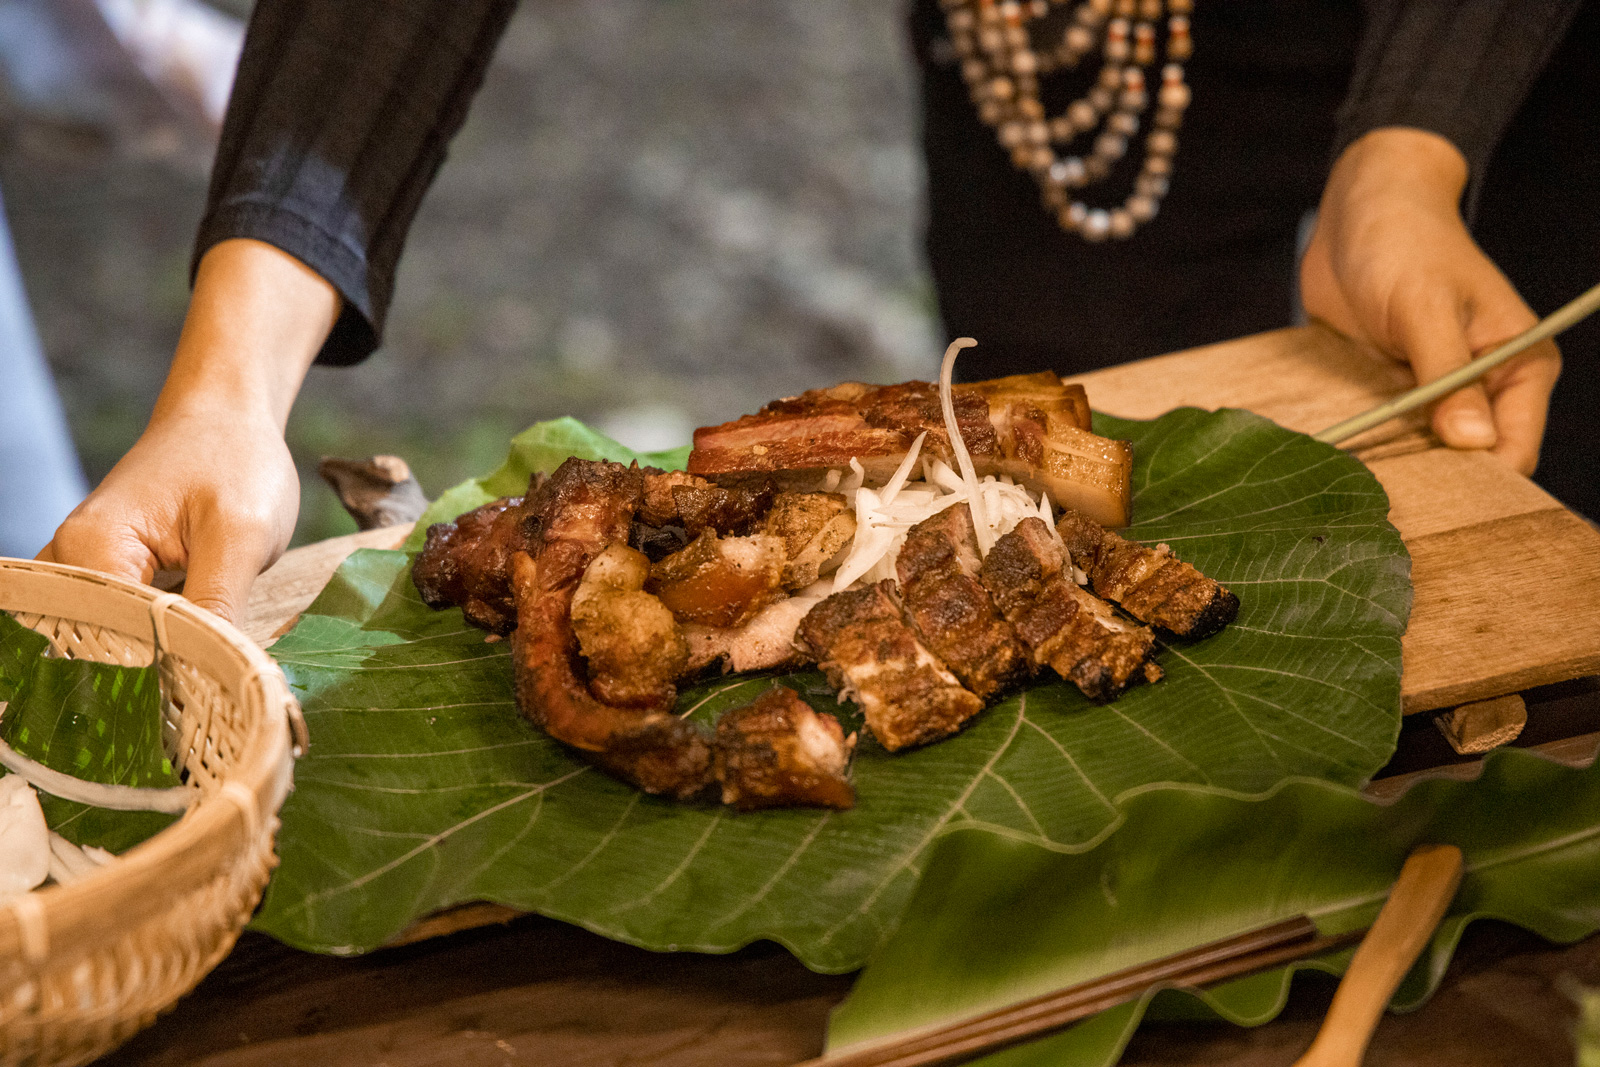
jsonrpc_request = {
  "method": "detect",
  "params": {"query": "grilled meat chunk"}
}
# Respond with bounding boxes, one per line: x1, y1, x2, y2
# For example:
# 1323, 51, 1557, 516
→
896, 504, 1030, 701
981, 518, 1160, 701
762, 491, 856, 589
648, 530, 787, 628
1056, 511, 1239, 638
798, 581, 983, 751
639, 470, 706, 526
411, 490, 541, 634
713, 686, 856, 810
688, 374, 1131, 527
571, 543, 689, 709
682, 594, 822, 675
509, 460, 714, 799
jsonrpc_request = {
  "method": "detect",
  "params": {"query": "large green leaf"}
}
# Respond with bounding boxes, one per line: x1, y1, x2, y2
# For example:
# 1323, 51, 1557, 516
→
256, 409, 1409, 965
828, 745, 1600, 1065
0, 612, 179, 851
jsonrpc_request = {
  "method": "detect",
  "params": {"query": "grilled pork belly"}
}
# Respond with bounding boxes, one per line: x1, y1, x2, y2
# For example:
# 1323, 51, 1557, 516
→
647, 530, 787, 628
713, 686, 856, 810
570, 543, 689, 709
798, 581, 983, 752
509, 460, 716, 799
1056, 511, 1239, 638
762, 491, 856, 590
688, 375, 1132, 527
682, 594, 822, 675
895, 504, 1030, 701
412, 490, 541, 634
981, 518, 1160, 701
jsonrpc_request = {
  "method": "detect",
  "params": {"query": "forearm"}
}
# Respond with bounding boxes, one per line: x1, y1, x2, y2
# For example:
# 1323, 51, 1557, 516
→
157, 238, 339, 432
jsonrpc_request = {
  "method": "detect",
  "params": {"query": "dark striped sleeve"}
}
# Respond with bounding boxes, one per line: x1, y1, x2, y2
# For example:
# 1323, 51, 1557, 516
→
1334, 0, 1582, 197
193, 0, 517, 365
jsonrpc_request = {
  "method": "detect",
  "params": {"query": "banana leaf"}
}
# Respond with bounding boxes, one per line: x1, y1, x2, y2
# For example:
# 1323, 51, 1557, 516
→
256, 408, 1410, 966
0, 612, 179, 851
828, 744, 1600, 1065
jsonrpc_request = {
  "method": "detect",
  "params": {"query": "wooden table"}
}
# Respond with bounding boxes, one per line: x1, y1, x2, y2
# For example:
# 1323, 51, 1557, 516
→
108, 324, 1600, 1067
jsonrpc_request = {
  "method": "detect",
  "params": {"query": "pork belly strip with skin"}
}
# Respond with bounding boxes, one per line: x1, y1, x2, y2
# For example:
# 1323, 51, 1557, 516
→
1056, 511, 1240, 639
896, 503, 1030, 701
798, 581, 984, 752
981, 518, 1161, 702
687, 374, 1132, 528
508, 459, 715, 799
713, 686, 856, 810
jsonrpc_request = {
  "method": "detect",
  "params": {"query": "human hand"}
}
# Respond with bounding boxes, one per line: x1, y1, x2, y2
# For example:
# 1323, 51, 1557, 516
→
1300, 128, 1560, 475
39, 239, 339, 624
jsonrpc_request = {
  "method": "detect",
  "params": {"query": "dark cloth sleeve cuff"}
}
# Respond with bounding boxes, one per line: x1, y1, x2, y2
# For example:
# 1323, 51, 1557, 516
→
1334, 0, 1582, 187
193, 202, 383, 366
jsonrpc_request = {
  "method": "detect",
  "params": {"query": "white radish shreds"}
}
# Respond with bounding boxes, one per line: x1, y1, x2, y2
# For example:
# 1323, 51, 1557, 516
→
0, 774, 49, 900
938, 337, 991, 553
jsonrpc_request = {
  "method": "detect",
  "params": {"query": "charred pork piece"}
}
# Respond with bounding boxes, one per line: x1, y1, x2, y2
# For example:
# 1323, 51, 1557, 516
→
798, 581, 983, 752
688, 375, 1132, 528
639, 470, 707, 526
647, 531, 787, 628
762, 492, 856, 590
509, 460, 714, 800
981, 519, 1160, 702
1056, 511, 1239, 639
670, 480, 775, 536
570, 543, 689, 709
896, 504, 1030, 701
713, 686, 856, 810
682, 595, 823, 675
412, 491, 540, 634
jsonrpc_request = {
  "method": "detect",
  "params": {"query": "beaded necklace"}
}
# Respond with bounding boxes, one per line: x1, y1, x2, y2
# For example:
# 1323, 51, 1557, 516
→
940, 0, 1193, 240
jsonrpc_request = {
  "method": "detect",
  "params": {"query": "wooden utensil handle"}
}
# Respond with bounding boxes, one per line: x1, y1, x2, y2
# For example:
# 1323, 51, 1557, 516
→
1293, 844, 1465, 1067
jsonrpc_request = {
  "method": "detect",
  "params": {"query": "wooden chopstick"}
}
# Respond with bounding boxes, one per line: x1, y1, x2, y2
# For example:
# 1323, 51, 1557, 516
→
1314, 279, 1600, 446
802, 916, 1365, 1067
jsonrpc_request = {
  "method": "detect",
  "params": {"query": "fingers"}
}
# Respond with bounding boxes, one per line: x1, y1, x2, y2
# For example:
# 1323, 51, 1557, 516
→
40, 510, 160, 586
1390, 290, 1499, 451
182, 513, 273, 625
1485, 339, 1562, 476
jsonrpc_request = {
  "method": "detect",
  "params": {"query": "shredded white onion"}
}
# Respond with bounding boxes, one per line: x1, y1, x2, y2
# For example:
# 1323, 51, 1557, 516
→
938, 338, 992, 553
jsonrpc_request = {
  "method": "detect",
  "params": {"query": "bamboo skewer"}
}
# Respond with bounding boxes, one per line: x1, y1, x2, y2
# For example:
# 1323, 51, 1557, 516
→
799, 917, 1365, 1067
1315, 280, 1600, 445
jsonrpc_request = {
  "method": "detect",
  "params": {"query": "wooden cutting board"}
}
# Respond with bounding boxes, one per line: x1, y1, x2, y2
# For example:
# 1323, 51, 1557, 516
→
242, 322, 1600, 716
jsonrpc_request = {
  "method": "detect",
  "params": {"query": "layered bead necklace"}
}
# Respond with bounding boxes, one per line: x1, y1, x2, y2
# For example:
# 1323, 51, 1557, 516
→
940, 0, 1194, 240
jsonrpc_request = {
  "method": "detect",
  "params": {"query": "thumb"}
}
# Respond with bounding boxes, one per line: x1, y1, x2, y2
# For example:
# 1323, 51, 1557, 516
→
181, 517, 272, 625
1393, 293, 1498, 451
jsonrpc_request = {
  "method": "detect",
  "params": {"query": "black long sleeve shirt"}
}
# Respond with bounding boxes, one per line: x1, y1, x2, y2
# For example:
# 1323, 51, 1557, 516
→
194, 0, 1584, 367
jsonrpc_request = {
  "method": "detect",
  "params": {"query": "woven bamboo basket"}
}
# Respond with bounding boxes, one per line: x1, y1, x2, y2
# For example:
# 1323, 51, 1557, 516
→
0, 558, 302, 1067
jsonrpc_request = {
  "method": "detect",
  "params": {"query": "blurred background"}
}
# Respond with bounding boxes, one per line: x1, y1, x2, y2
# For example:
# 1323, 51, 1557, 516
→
0, 0, 939, 548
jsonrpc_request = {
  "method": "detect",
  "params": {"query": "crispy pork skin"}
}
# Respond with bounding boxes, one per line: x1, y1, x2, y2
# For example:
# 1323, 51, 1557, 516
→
981, 518, 1160, 701
412, 491, 540, 634
896, 504, 1030, 701
571, 544, 689, 709
1056, 511, 1239, 638
798, 581, 983, 751
509, 460, 714, 800
648, 531, 787, 628
713, 686, 856, 810
763, 491, 856, 590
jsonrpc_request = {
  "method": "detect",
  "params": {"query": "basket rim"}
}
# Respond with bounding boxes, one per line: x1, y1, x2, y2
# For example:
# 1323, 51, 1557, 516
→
0, 558, 298, 977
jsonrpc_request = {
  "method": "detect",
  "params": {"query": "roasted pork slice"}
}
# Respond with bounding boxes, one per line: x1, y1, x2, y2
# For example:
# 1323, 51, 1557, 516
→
508, 461, 715, 800
639, 469, 705, 526
688, 375, 1131, 528
981, 518, 1160, 701
798, 581, 984, 752
570, 543, 689, 709
412, 491, 540, 634
682, 595, 822, 675
648, 530, 787, 628
896, 504, 1030, 701
1056, 511, 1239, 638
763, 491, 856, 589
712, 686, 856, 810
